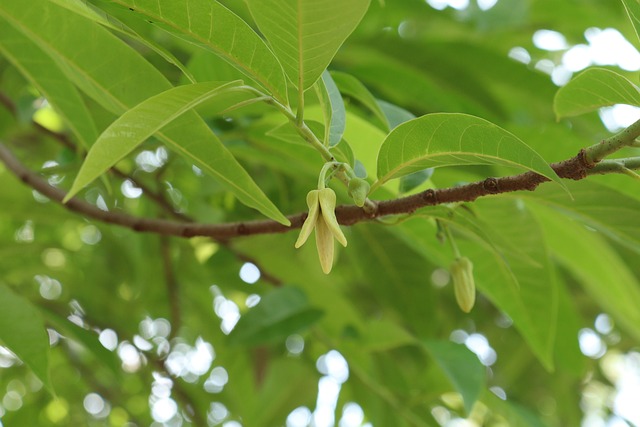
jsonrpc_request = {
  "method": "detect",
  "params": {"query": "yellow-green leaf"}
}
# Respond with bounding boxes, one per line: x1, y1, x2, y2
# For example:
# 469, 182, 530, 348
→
554, 68, 640, 119
246, 0, 370, 90
375, 113, 565, 191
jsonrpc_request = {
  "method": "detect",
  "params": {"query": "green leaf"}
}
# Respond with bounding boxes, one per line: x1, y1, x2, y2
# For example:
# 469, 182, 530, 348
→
375, 113, 565, 192
244, 358, 318, 426
0, 0, 163, 113
228, 286, 323, 346
361, 320, 416, 352
462, 198, 559, 370
423, 340, 485, 415
530, 180, 640, 254
620, 0, 640, 46
246, 0, 371, 90
0, 18, 99, 149
315, 70, 346, 146
0, 0, 291, 223
47, 0, 196, 83
43, 310, 121, 377
109, 0, 289, 103
483, 392, 550, 427
398, 168, 433, 194
64, 81, 290, 225
331, 71, 390, 130
530, 203, 640, 344
0, 284, 51, 391
554, 68, 640, 119
377, 99, 415, 130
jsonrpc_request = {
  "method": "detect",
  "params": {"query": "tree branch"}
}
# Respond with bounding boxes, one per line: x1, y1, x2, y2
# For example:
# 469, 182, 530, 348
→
2, 118, 640, 240
0, 140, 614, 240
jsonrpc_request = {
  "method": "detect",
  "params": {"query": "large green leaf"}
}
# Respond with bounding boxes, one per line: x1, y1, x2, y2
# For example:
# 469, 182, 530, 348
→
246, 0, 370, 90
0, 0, 160, 113
530, 203, 640, 343
64, 81, 290, 225
228, 286, 323, 346
554, 68, 640, 119
375, 113, 565, 191
0, 284, 51, 391
0, 18, 99, 148
0, 0, 288, 224
47, 0, 195, 82
423, 340, 486, 415
109, 0, 289, 103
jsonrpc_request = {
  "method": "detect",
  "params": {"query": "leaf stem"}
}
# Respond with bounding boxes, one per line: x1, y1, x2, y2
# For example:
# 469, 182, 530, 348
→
589, 156, 640, 175
442, 222, 461, 258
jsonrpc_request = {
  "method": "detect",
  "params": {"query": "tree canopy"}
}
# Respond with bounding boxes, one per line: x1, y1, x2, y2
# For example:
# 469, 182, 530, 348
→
1, 0, 640, 426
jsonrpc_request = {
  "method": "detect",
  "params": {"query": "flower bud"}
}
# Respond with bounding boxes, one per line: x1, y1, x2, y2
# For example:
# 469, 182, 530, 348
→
348, 178, 370, 207
450, 257, 475, 313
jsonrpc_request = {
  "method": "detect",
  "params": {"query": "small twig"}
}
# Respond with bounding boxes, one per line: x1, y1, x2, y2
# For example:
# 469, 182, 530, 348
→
0, 91, 17, 115
160, 235, 181, 338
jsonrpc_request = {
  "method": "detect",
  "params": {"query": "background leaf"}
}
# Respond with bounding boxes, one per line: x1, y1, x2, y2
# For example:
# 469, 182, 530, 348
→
331, 70, 390, 130
228, 286, 323, 346
0, 18, 99, 148
423, 340, 486, 415
620, 0, 640, 45
0, 284, 51, 391
531, 204, 640, 343
554, 68, 640, 119
315, 70, 346, 146
530, 180, 640, 254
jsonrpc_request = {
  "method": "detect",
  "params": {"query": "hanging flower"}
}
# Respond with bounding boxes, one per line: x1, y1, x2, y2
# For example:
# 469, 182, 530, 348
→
295, 188, 347, 274
450, 256, 476, 313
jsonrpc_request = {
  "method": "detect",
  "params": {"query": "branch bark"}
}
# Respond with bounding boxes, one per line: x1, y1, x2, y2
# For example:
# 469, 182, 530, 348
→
0, 141, 604, 240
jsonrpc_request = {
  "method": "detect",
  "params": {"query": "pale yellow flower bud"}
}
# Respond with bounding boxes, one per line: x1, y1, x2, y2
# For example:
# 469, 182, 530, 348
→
295, 190, 320, 249
294, 188, 347, 274
450, 257, 475, 313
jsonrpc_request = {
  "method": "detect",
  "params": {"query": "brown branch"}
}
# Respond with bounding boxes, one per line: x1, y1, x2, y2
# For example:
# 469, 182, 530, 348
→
0, 141, 597, 240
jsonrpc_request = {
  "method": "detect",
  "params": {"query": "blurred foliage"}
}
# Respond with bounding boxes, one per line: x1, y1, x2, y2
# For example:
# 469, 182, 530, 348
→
0, 0, 639, 426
